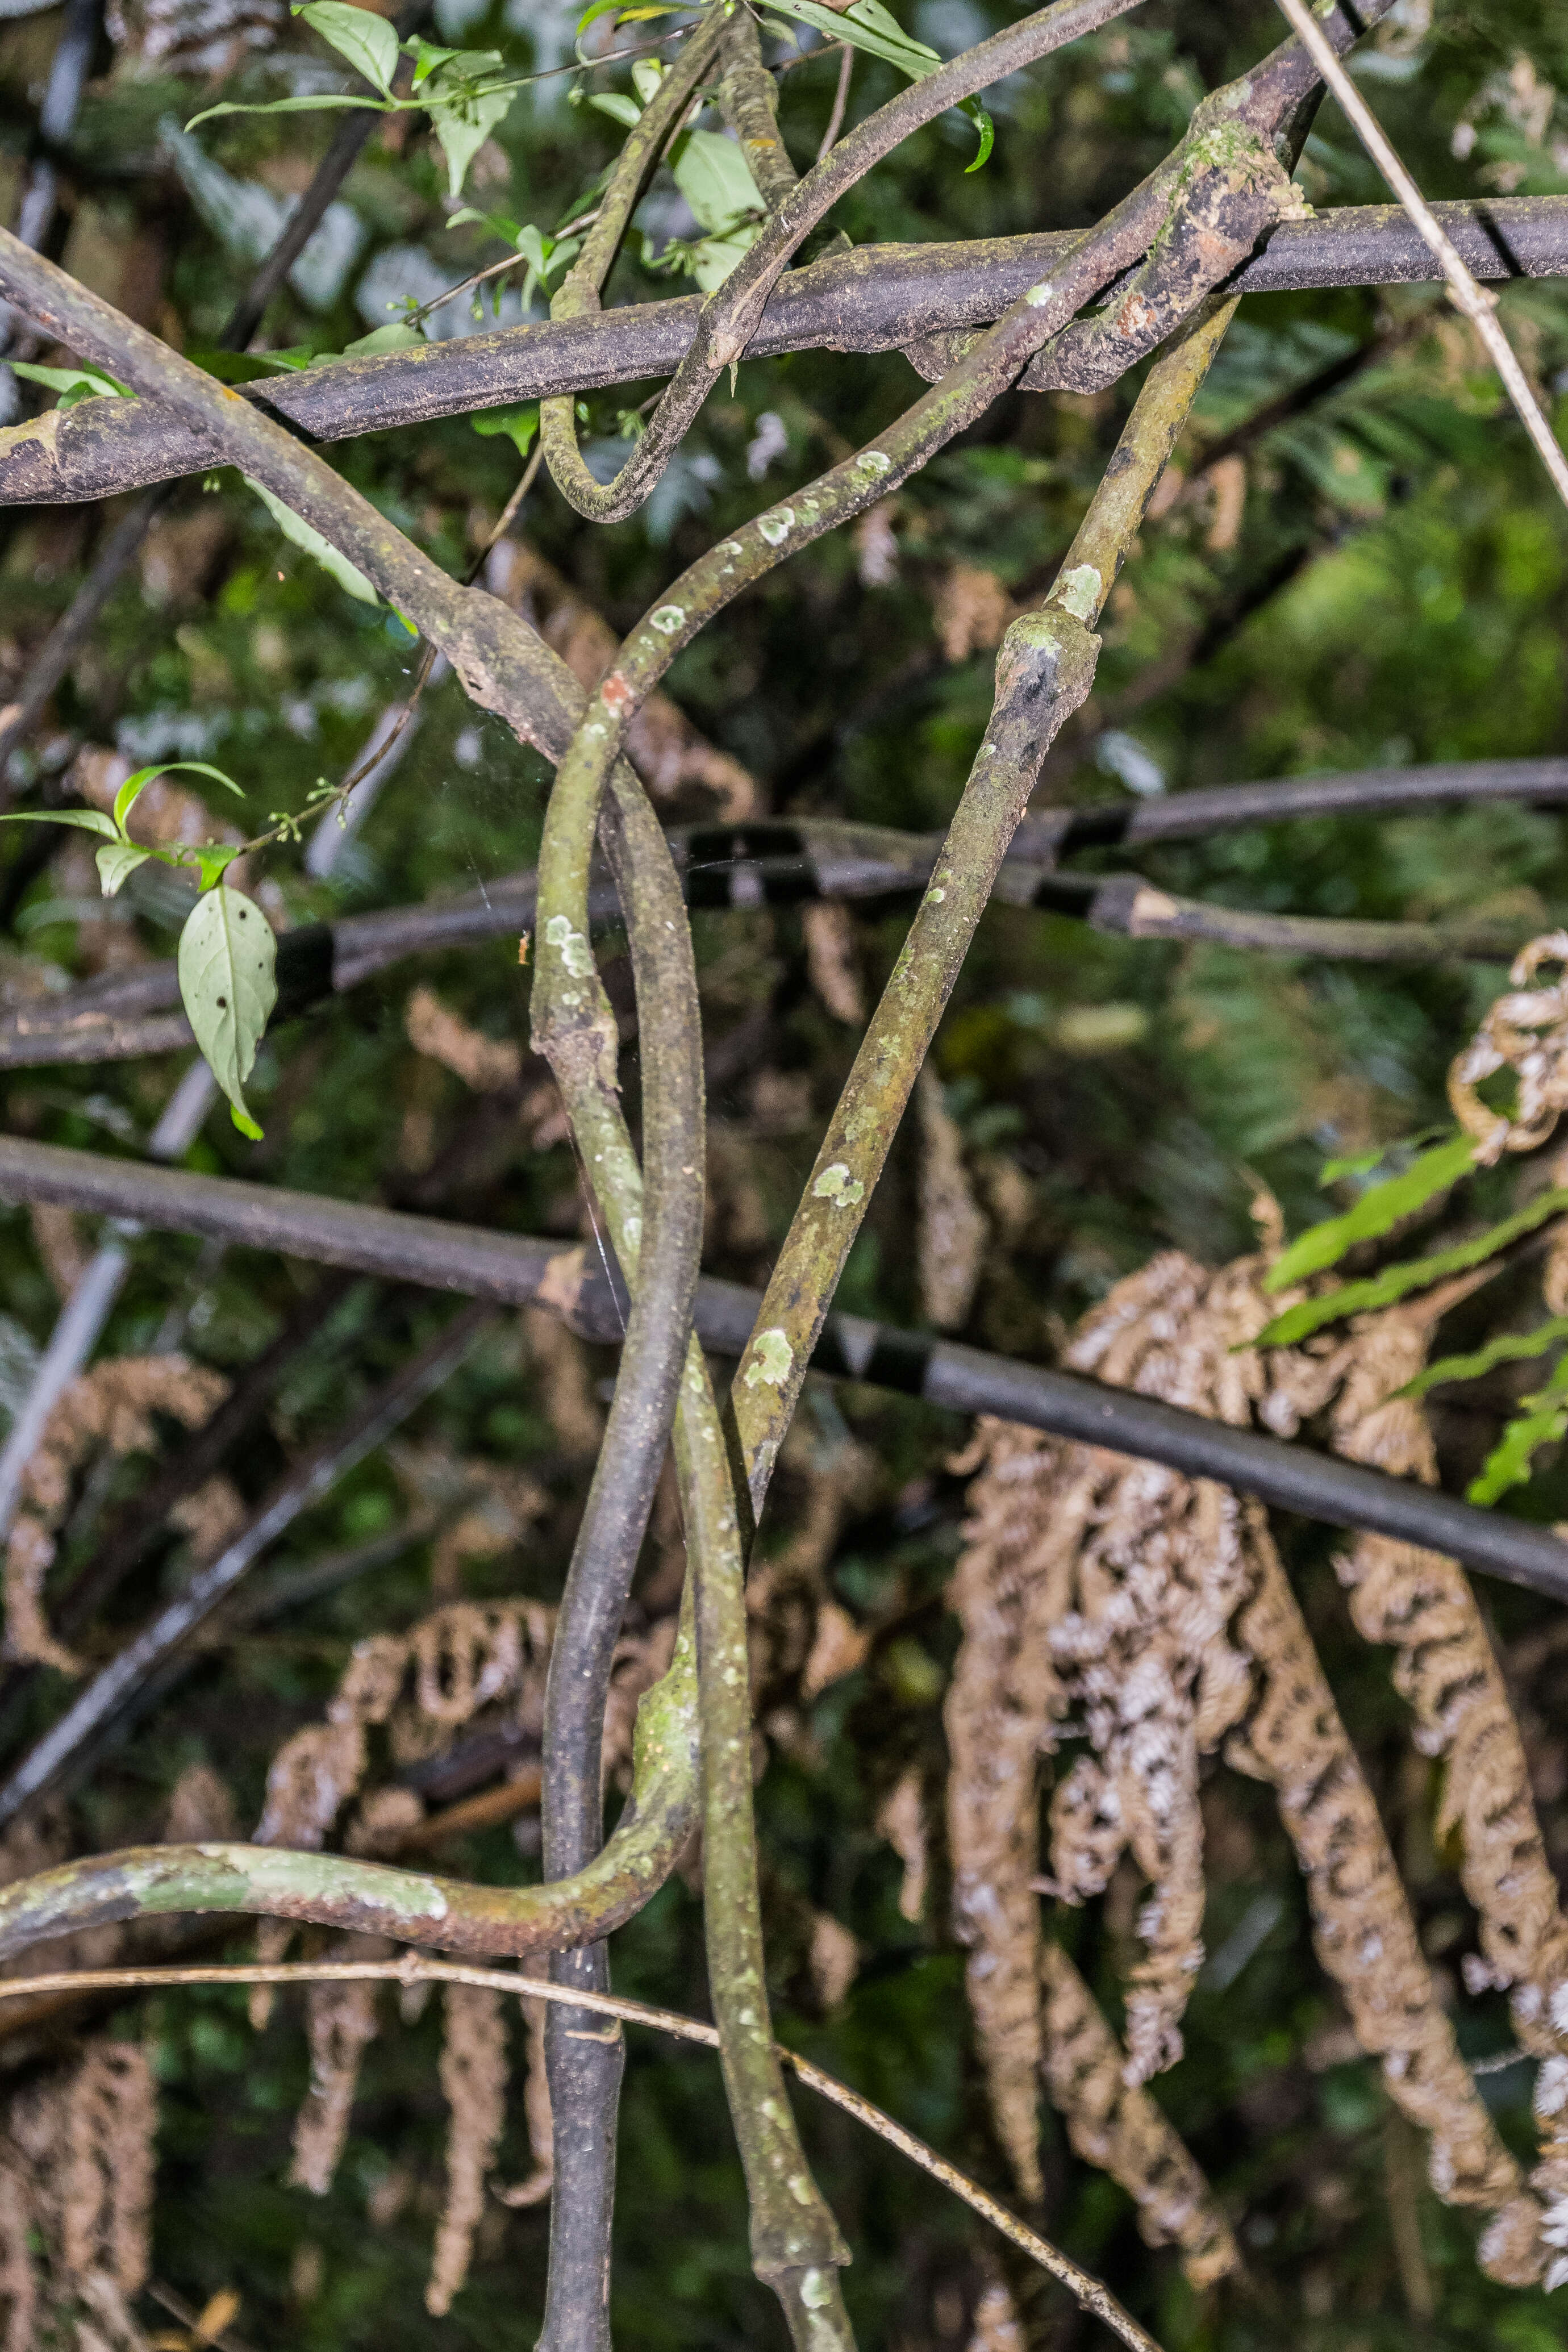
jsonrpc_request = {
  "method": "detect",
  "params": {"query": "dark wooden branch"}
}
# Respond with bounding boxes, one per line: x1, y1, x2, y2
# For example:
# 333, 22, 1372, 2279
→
3, 198, 1566, 506
1, 1133, 1564, 1607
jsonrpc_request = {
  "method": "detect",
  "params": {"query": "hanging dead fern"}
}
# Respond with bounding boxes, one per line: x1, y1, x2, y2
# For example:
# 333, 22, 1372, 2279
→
946, 1245, 1549, 2281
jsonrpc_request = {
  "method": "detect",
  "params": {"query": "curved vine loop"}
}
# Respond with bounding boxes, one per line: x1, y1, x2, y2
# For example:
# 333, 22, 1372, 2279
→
537, 0, 1148, 524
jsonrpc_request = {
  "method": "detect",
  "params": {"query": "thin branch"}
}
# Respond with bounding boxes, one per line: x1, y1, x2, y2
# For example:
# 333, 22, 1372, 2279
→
0, 1954, 1167, 2352
0, 1139, 1563, 1604
0, 1301, 497, 1830
1271, 0, 1568, 509
7, 193, 1561, 506
816, 44, 854, 165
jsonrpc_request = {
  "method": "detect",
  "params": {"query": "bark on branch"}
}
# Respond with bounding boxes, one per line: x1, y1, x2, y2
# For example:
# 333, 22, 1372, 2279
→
1, 198, 1565, 506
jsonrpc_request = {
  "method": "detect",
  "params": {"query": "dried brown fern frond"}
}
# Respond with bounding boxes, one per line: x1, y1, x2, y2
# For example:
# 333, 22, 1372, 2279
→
2, 2036, 160, 2349
801, 901, 865, 1026
405, 986, 523, 1095
5, 1356, 228, 1674
494, 1979, 552, 2212
426, 1986, 509, 2317
1278, 1289, 1568, 2280
1040, 1941, 1238, 2288
947, 1249, 1546, 2275
1450, 930, 1568, 1162
876, 1769, 928, 1924
964, 2280, 1023, 2352
945, 1418, 1075, 2199
918, 1071, 986, 1333
1222, 1502, 1539, 2274
289, 1963, 384, 2196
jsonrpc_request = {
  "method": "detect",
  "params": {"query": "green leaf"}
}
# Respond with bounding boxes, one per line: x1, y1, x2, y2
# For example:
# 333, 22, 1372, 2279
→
1399, 1317, 1568, 1401
95, 841, 153, 898
405, 33, 469, 86
1468, 1354, 1568, 1505
340, 322, 425, 358
588, 91, 642, 128
11, 360, 132, 407
0, 808, 119, 839
669, 127, 766, 239
428, 74, 517, 200
962, 99, 993, 172
190, 347, 318, 383
340, 322, 426, 358
189, 845, 243, 892
1253, 1187, 1568, 1350
764, 0, 942, 84
114, 760, 244, 837
176, 883, 277, 1140
471, 401, 540, 456
185, 93, 389, 129
762, 0, 992, 165
293, 0, 399, 93
243, 474, 379, 604
1263, 1132, 1475, 1292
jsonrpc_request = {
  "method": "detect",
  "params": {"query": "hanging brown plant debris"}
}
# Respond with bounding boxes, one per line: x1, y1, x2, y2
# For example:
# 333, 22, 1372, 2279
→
946, 1248, 1549, 2282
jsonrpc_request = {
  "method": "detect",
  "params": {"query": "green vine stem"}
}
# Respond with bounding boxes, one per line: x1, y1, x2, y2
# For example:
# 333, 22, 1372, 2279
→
735, 293, 1238, 1500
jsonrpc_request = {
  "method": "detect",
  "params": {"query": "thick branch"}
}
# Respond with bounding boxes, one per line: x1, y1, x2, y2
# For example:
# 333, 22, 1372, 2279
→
7, 190, 1554, 502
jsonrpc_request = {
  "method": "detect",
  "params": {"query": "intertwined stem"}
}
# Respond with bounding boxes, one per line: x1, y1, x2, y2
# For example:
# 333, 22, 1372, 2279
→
733, 292, 1236, 1496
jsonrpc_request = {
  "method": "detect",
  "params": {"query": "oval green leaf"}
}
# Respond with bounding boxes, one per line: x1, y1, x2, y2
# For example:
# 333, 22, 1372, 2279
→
294, 0, 399, 93
95, 841, 153, 898
176, 884, 278, 1141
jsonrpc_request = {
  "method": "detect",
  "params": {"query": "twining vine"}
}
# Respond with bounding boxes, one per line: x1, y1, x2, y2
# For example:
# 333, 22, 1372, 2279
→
0, 0, 1566, 2343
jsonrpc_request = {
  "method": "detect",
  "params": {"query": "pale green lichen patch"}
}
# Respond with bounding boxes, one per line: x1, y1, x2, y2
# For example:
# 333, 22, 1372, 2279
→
812, 1161, 864, 1210
1055, 563, 1102, 622
650, 604, 685, 635
758, 507, 795, 546
855, 450, 890, 476
744, 1328, 793, 1389
544, 914, 594, 979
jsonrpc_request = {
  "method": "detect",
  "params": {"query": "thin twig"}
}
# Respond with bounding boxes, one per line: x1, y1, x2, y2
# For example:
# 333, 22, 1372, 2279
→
816, 43, 854, 163
1271, 0, 1568, 508
0, 1955, 1168, 2352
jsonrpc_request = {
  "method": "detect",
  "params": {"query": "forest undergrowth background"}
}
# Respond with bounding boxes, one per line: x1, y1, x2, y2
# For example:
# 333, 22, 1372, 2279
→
3, 0, 1568, 2345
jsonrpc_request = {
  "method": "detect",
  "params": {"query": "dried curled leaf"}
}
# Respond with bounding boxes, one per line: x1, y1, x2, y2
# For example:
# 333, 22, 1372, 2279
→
1450, 931, 1568, 1164
964, 2280, 1023, 2352
876, 1769, 928, 1924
